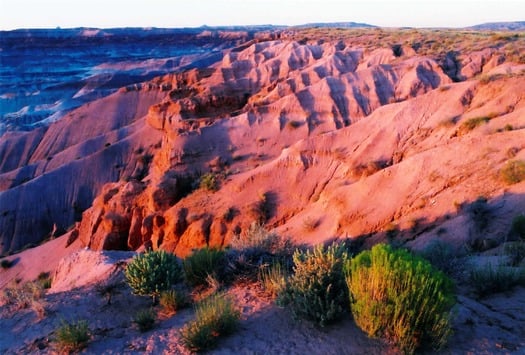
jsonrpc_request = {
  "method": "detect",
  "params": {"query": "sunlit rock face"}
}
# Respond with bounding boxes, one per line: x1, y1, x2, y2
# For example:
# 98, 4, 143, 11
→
1, 26, 525, 256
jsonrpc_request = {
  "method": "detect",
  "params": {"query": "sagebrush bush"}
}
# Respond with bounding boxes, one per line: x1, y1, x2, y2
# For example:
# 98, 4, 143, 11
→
133, 309, 156, 332
55, 319, 90, 352
347, 243, 454, 354
500, 160, 525, 185
125, 250, 182, 301
230, 222, 292, 256
181, 293, 240, 352
228, 223, 293, 280
279, 242, 349, 327
183, 247, 226, 287
469, 263, 525, 296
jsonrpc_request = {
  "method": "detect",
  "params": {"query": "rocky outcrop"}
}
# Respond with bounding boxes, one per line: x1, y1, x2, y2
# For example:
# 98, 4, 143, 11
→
3, 32, 525, 256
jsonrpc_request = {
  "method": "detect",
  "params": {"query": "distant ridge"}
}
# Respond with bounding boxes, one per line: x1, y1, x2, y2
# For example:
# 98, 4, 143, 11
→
468, 21, 525, 31
293, 21, 376, 29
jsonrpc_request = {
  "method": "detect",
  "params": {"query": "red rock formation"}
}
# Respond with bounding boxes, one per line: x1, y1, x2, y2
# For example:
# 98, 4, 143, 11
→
2, 33, 525, 256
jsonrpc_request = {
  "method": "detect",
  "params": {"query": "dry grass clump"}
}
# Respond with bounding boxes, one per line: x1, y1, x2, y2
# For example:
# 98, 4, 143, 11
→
132, 308, 156, 332
159, 288, 190, 315
500, 160, 525, 185
457, 116, 491, 135
1, 280, 47, 319
469, 263, 525, 297
181, 293, 240, 352
55, 319, 90, 352
258, 261, 288, 298
183, 247, 227, 287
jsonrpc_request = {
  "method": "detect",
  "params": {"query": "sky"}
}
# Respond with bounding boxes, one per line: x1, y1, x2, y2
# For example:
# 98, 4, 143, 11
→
0, 0, 523, 30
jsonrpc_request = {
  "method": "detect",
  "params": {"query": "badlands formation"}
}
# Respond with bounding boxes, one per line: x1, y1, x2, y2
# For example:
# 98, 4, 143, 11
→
1, 27, 525, 353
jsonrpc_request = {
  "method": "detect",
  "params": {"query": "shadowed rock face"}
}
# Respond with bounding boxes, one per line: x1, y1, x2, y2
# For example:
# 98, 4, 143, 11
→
1, 30, 525, 256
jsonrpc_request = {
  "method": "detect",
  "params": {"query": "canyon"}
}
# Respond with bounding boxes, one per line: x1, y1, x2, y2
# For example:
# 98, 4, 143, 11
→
1, 25, 525, 354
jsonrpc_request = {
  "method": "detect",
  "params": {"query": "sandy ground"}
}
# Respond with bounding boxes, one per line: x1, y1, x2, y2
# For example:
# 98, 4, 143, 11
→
1, 243, 524, 354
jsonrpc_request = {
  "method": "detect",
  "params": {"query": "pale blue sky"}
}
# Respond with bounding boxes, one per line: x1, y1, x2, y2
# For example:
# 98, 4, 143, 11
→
0, 0, 523, 30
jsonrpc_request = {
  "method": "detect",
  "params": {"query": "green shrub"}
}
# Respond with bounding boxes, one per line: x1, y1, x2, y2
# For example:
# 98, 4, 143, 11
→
347, 243, 454, 354
181, 293, 240, 352
258, 261, 288, 298
133, 309, 156, 332
37, 272, 52, 289
279, 242, 349, 327
159, 288, 189, 314
504, 241, 525, 266
199, 172, 219, 191
125, 250, 183, 302
55, 319, 90, 352
183, 248, 226, 287
500, 160, 525, 184
469, 263, 525, 296
509, 214, 525, 240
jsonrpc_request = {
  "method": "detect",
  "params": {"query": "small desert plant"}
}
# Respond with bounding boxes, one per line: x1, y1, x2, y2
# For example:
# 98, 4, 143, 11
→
347, 243, 454, 354
458, 116, 491, 135
159, 288, 190, 314
55, 319, 90, 352
181, 293, 240, 352
125, 250, 183, 302
37, 272, 52, 289
500, 160, 525, 184
420, 240, 460, 275
509, 214, 525, 240
469, 263, 525, 296
133, 308, 156, 332
199, 172, 219, 191
258, 261, 288, 298
279, 242, 350, 327
1, 280, 45, 310
230, 222, 289, 255
228, 223, 293, 279
183, 247, 226, 287
504, 241, 525, 267
1, 259, 13, 269
96, 281, 122, 305
467, 196, 491, 234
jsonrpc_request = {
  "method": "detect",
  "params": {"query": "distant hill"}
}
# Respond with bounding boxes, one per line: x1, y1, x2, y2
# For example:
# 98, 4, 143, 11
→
293, 22, 376, 29
468, 21, 525, 31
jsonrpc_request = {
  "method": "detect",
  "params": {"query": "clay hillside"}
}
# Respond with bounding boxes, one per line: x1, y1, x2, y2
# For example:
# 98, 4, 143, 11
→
1, 27, 525, 354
